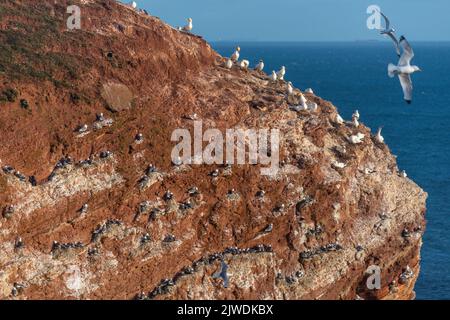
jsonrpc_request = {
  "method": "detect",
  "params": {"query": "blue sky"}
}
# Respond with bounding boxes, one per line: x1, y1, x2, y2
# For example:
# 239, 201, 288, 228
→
129, 0, 449, 42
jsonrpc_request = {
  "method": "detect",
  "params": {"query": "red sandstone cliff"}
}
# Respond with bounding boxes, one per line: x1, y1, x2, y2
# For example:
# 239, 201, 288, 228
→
0, 0, 426, 300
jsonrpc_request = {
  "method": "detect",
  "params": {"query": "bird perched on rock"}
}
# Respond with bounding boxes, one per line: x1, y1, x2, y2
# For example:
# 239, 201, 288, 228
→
225, 58, 233, 69
400, 170, 408, 178
353, 110, 360, 120
231, 47, 240, 62
96, 113, 105, 122
77, 124, 88, 133
287, 82, 294, 96
181, 18, 193, 33
239, 60, 250, 69
348, 133, 365, 144
254, 60, 264, 72
299, 93, 307, 108
305, 88, 314, 94
375, 127, 384, 143
335, 113, 344, 125
308, 101, 318, 112
388, 36, 421, 104
128, 1, 137, 9
269, 71, 277, 82
352, 115, 360, 128
277, 66, 286, 80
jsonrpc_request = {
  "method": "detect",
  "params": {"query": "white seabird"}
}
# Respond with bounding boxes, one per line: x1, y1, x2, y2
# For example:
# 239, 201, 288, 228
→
400, 170, 408, 178
128, 1, 137, 9
182, 18, 193, 33
290, 104, 307, 112
239, 59, 250, 69
308, 101, 318, 112
287, 82, 294, 96
254, 60, 264, 72
225, 58, 233, 69
352, 115, 359, 128
378, 10, 401, 57
335, 114, 344, 125
277, 66, 286, 81
299, 93, 307, 107
353, 110, 360, 120
388, 36, 422, 104
348, 133, 365, 144
305, 88, 314, 94
231, 47, 241, 62
375, 127, 384, 143
270, 71, 277, 82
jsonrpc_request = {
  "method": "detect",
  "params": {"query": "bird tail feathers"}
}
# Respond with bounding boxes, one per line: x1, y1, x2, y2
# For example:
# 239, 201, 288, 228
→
388, 63, 397, 78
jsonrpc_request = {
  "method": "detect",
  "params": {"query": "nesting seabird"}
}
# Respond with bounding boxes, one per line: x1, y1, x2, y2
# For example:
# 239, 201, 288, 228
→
286, 82, 294, 96
239, 59, 250, 69
269, 71, 277, 82
277, 66, 286, 81
225, 58, 233, 69
80, 203, 89, 214
128, 1, 137, 9
231, 46, 241, 62
308, 102, 318, 112
335, 113, 344, 125
378, 10, 401, 57
375, 127, 384, 143
348, 133, 365, 144
96, 113, 105, 122
254, 60, 264, 72
352, 115, 359, 128
77, 124, 88, 133
181, 18, 193, 33
135, 133, 144, 143
388, 36, 421, 104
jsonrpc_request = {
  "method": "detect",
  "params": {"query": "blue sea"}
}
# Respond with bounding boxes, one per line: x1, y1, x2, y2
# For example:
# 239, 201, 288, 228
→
213, 42, 450, 300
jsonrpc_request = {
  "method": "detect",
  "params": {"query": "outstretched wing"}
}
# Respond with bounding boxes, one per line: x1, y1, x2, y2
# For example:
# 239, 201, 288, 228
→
386, 32, 401, 57
379, 11, 390, 30
398, 36, 414, 66
398, 74, 413, 104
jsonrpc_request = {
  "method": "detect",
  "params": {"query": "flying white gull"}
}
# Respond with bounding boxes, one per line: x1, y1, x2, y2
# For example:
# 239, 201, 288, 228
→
277, 66, 286, 80
375, 127, 384, 143
231, 47, 241, 62
378, 10, 401, 57
254, 60, 264, 72
388, 36, 421, 104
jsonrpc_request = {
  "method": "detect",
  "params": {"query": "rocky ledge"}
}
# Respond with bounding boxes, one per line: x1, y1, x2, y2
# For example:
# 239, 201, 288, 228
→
0, 0, 426, 300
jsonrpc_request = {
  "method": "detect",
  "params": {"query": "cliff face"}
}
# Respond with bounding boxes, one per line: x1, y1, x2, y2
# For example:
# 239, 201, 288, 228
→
0, 0, 427, 300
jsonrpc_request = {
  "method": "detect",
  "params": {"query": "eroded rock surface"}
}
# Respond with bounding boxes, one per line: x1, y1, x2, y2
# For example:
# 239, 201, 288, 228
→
0, 0, 426, 300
